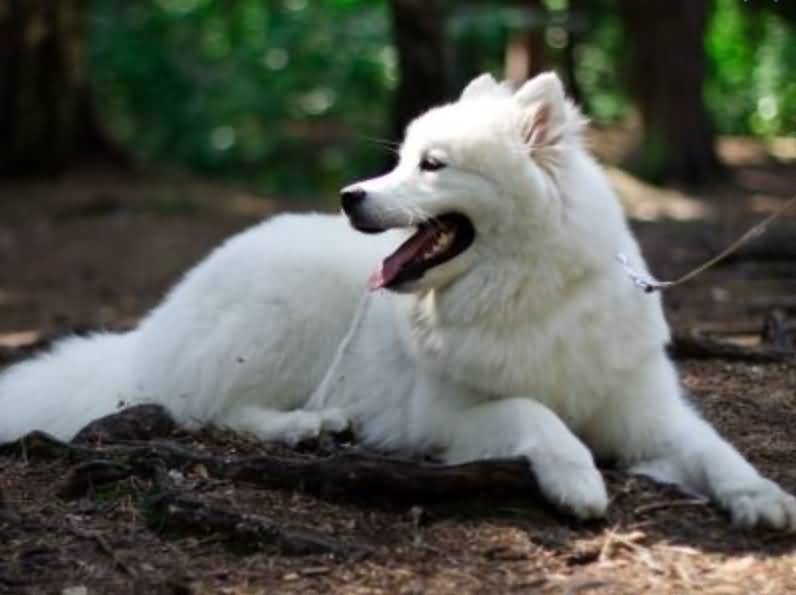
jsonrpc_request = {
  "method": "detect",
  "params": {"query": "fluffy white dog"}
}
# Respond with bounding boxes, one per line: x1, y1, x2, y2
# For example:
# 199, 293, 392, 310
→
1, 72, 794, 529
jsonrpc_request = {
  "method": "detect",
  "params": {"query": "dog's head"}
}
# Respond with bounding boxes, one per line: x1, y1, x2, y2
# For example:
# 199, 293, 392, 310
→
341, 71, 586, 293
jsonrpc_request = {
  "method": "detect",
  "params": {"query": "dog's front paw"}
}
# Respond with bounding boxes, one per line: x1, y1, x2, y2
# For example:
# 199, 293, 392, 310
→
282, 409, 351, 447
722, 478, 796, 532
533, 459, 608, 521
282, 412, 324, 447
318, 407, 350, 434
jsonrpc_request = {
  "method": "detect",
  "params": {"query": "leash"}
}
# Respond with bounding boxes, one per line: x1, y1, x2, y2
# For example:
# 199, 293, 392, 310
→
618, 194, 796, 293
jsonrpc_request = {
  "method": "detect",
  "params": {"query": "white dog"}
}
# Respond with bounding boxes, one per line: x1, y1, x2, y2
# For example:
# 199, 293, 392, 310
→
1, 72, 794, 530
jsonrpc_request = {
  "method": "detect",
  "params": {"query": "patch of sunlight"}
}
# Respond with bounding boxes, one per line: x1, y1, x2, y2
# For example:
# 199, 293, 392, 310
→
263, 48, 289, 71
545, 26, 568, 50
210, 126, 236, 152
0, 330, 40, 348
299, 88, 336, 116
767, 137, 796, 162
156, 0, 206, 15
606, 167, 714, 222
717, 136, 769, 165
757, 95, 778, 121
285, 0, 307, 12
379, 46, 398, 86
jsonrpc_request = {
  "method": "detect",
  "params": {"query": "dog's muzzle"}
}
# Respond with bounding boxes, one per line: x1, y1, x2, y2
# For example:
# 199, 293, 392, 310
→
339, 187, 385, 234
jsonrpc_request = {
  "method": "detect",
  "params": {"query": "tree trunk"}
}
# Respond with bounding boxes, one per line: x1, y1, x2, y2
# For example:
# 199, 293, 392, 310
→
0, 0, 124, 176
504, 0, 546, 85
389, 0, 448, 145
619, 0, 722, 186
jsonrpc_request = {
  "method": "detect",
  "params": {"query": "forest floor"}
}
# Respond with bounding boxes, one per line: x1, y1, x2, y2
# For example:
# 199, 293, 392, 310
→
1, 134, 796, 594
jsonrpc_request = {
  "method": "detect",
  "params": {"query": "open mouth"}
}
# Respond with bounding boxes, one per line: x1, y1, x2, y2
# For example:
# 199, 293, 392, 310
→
368, 213, 476, 290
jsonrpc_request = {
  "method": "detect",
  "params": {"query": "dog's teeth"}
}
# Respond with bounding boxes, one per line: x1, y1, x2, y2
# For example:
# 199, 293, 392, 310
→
418, 229, 455, 262
422, 231, 454, 260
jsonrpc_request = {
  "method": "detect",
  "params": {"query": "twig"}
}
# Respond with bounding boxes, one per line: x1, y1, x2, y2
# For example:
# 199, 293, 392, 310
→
633, 498, 709, 517
598, 528, 648, 564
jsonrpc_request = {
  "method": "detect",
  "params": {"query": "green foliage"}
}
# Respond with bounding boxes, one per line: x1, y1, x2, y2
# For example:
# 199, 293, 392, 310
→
87, 0, 795, 198
570, 5, 629, 123
89, 0, 394, 199
447, 0, 629, 122
707, 0, 796, 136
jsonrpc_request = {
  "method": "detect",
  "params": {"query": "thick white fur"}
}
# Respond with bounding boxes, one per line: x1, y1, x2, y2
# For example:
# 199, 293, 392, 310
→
1, 73, 794, 530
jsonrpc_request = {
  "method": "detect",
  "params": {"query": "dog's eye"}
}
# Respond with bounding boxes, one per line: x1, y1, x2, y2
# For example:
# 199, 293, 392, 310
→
419, 155, 446, 172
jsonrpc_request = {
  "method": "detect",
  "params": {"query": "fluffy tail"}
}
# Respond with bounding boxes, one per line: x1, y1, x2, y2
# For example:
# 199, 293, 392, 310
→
0, 331, 140, 442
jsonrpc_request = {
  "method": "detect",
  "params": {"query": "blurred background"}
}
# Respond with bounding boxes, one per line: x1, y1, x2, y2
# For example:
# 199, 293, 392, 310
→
0, 0, 795, 349
4, 0, 796, 192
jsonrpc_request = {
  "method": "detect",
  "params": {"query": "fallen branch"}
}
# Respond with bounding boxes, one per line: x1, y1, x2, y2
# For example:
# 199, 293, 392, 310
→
748, 296, 796, 314
669, 331, 796, 363
210, 448, 540, 503
3, 427, 537, 558
4, 429, 542, 507
73, 404, 178, 444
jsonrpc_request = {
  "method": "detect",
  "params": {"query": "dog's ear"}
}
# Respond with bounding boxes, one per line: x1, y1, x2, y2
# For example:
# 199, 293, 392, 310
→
514, 72, 567, 149
460, 73, 499, 101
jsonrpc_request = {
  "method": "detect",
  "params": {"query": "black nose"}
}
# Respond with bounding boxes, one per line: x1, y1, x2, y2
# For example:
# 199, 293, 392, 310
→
340, 187, 366, 214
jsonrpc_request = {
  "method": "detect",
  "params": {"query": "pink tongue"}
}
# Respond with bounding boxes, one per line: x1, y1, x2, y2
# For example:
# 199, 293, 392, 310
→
368, 226, 438, 290
367, 265, 388, 290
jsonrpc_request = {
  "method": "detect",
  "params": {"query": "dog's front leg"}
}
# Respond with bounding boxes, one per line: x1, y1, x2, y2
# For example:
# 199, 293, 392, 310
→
442, 397, 608, 520
586, 356, 796, 531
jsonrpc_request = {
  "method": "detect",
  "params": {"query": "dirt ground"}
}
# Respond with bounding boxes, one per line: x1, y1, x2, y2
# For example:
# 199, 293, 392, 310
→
1, 136, 796, 594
